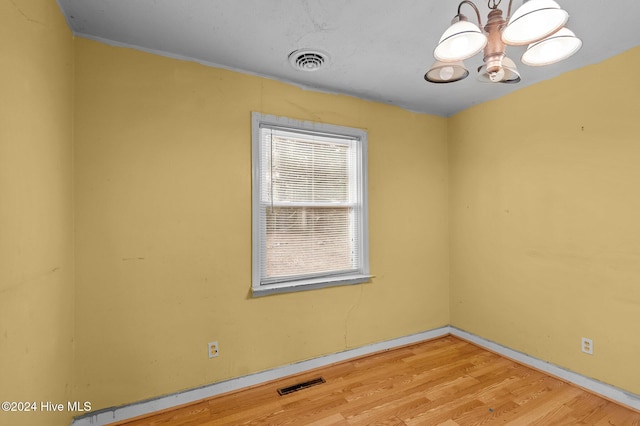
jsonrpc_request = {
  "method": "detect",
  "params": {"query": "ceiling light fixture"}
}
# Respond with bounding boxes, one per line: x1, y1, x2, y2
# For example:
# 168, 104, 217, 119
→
425, 0, 582, 84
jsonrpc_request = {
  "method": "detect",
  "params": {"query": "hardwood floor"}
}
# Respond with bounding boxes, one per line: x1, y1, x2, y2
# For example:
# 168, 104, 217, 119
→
110, 336, 640, 425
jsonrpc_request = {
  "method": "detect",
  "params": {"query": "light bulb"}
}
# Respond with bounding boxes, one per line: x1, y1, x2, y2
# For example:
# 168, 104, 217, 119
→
489, 68, 505, 82
439, 66, 455, 81
425, 60, 469, 84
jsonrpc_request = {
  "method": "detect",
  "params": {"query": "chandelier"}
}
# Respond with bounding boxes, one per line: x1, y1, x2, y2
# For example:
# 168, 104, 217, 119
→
425, 0, 582, 84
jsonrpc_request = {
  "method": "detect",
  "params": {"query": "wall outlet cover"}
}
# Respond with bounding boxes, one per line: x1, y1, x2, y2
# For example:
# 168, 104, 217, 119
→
208, 341, 219, 358
581, 337, 593, 355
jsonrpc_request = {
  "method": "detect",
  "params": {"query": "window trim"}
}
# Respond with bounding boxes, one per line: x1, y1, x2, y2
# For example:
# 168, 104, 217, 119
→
251, 112, 370, 297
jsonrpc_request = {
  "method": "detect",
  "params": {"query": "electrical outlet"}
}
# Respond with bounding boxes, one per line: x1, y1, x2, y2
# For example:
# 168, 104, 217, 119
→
208, 341, 219, 358
581, 337, 593, 355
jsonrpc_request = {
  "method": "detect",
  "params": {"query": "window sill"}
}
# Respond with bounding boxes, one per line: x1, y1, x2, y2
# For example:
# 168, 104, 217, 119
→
251, 274, 373, 297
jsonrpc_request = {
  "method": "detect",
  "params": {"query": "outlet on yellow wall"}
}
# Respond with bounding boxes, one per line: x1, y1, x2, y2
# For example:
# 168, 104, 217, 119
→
208, 341, 219, 358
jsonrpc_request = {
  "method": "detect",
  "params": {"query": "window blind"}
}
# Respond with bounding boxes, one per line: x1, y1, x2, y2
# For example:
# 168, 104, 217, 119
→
259, 127, 362, 284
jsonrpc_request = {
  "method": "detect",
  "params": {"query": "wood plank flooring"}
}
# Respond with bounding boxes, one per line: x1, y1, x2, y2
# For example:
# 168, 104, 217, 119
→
110, 336, 640, 425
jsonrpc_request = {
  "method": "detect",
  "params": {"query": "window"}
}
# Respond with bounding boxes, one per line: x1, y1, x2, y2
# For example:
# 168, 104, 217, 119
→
251, 112, 370, 296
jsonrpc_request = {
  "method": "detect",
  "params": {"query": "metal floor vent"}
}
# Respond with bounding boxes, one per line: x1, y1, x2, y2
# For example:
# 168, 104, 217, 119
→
277, 377, 326, 396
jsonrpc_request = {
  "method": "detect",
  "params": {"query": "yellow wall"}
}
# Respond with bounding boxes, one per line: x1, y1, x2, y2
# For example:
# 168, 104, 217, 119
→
450, 47, 640, 394
73, 38, 449, 409
0, 1, 74, 425
3, 1, 639, 418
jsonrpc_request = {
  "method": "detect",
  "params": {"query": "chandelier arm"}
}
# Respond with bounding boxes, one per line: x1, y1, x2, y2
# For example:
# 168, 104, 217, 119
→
505, 0, 515, 20
457, 0, 484, 27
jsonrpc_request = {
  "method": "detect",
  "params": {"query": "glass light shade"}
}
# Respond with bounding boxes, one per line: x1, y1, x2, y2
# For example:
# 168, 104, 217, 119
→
434, 20, 487, 62
425, 60, 469, 83
477, 57, 521, 84
521, 27, 582, 66
501, 0, 568, 46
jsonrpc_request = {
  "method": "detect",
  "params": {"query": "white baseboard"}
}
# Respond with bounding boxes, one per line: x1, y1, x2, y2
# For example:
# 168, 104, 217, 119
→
449, 327, 640, 412
71, 327, 450, 426
72, 325, 640, 425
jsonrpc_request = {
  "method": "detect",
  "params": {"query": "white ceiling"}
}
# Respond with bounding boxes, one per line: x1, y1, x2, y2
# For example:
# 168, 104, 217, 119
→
56, 0, 640, 117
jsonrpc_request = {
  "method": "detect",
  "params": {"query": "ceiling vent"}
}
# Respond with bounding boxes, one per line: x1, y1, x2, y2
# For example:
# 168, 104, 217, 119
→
288, 49, 329, 72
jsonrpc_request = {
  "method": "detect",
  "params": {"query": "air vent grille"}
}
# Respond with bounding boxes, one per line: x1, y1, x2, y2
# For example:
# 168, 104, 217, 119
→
277, 377, 326, 395
288, 49, 328, 72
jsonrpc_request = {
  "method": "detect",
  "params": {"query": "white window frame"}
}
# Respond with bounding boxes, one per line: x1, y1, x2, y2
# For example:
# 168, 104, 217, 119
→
251, 112, 370, 296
